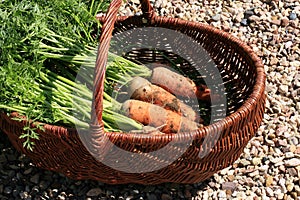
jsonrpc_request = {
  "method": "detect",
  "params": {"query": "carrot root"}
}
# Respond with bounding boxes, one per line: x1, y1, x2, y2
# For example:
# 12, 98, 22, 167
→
150, 66, 213, 101
121, 100, 199, 134
128, 77, 201, 122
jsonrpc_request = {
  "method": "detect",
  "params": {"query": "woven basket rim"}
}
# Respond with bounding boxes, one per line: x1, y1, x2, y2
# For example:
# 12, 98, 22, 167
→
1, 16, 265, 144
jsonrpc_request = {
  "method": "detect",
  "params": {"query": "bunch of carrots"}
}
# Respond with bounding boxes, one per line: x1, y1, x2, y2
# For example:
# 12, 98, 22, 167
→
35, 28, 213, 135
118, 65, 212, 135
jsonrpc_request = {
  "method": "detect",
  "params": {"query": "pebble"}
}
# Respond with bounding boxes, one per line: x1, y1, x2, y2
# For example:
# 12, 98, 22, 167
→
285, 158, 300, 167
86, 188, 103, 197
279, 85, 289, 94
241, 18, 248, 26
285, 41, 293, 49
30, 174, 40, 184
248, 15, 260, 22
287, 183, 294, 192
276, 139, 288, 147
252, 157, 262, 166
265, 176, 274, 187
218, 190, 227, 199
147, 193, 158, 200
19, 192, 30, 199
161, 194, 172, 200
270, 157, 284, 164
249, 170, 260, 177
227, 175, 235, 182
277, 192, 284, 199
222, 182, 237, 191
281, 17, 289, 26
271, 19, 281, 26
3, 186, 12, 195
278, 165, 285, 172
235, 12, 244, 23
266, 187, 274, 196
211, 14, 221, 22
291, 192, 298, 199
289, 12, 297, 20
287, 167, 298, 176
239, 159, 251, 167
23, 168, 33, 175
244, 10, 255, 19
285, 152, 294, 158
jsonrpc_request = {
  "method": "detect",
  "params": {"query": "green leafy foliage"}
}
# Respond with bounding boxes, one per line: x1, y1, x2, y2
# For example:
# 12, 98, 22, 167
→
1, 0, 151, 150
0, 0, 112, 150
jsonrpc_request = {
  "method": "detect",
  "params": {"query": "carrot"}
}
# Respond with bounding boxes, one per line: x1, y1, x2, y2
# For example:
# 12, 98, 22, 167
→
128, 77, 201, 122
121, 100, 201, 134
150, 66, 211, 101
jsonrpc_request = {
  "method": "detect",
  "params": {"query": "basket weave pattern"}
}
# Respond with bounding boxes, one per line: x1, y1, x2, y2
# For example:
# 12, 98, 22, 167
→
0, 0, 265, 184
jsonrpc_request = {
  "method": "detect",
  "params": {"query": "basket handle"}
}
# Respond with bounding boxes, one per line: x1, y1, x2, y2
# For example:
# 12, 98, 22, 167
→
91, 0, 154, 128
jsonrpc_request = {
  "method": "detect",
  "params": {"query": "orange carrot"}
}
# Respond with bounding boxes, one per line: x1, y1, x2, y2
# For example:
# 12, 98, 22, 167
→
122, 100, 201, 134
150, 66, 211, 101
128, 77, 201, 122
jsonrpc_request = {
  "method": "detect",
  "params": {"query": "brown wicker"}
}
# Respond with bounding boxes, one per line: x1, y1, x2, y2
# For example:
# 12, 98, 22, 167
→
0, 0, 266, 185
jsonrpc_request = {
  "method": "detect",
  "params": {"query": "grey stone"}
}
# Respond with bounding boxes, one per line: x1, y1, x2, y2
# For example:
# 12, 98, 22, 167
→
161, 194, 172, 200
0, 155, 7, 163
244, 10, 254, 19
23, 168, 33, 175
276, 139, 288, 147
241, 18, 248, 26
287, 168, 298, 177
222, 182, 237, 191
86, 188, 103, 197
3, 186, 12, 195
289, 12, 297, 20
211, 14, 221, 22
30, 174, 40, 184
147, 193, 158, 200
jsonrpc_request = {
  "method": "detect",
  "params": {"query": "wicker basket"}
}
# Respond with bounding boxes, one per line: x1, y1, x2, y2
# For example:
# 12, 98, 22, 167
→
0, 0, 265, 185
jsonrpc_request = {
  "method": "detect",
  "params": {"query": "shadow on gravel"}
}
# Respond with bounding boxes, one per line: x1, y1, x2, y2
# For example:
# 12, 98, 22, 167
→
0, 131, 212, 200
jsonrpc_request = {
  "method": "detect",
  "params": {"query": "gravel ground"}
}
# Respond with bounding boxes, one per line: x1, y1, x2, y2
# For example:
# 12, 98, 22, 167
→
1, 0, 300, 199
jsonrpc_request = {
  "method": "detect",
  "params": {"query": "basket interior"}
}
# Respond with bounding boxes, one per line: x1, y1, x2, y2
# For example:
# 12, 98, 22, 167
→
108, 16, 257, 126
